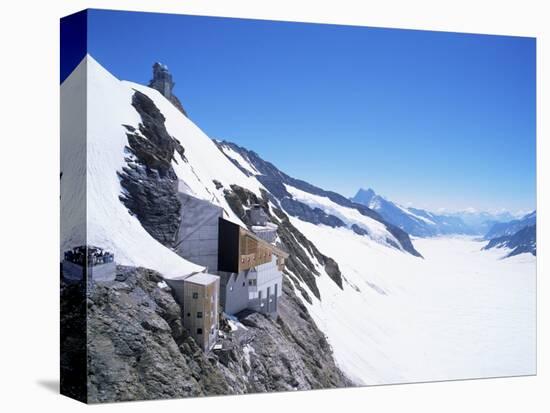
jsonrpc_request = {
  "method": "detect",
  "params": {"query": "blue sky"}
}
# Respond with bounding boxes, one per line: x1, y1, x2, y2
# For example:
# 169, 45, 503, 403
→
86, 9, 536, 213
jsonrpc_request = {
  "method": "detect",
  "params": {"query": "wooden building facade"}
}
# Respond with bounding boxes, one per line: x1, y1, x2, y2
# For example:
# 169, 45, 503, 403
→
218, 218, 288, 273
182, 273, 220, 352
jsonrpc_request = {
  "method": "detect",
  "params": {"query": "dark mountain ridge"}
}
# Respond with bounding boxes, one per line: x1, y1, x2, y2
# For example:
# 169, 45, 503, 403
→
483, 224, 536, 258
216, 141, 422, 258
483, 211, 536, 257
484, 211, 536, 240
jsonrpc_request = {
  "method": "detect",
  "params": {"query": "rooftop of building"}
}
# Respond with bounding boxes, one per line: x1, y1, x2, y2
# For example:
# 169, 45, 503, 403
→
153, 62, 169, 71
251, 222, 278, 232
220, 217, 289, 259
185, 272, 219, 286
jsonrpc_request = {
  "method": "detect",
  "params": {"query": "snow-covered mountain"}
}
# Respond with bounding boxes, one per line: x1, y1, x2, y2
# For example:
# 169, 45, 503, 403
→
351, 188, 525, 237
62, 55, 420, 286
483, 224, 536, 257
351, 188, 472, 237
482, 211, 536, 257
446, 209, 518, 235
484, 211, 536, 240
61, 56, 536, 389
216, 142, 421, 258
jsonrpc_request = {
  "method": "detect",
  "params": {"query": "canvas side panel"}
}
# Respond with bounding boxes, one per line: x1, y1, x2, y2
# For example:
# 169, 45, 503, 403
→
60, 10, 88, 404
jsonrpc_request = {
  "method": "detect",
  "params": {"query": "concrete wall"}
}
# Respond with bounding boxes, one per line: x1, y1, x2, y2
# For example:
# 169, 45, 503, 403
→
219, 257, 283, 317
88, 261, 116, 282
62, 260, 85, 281
62, 260, 116, 282
219, 271, 249, 315
176, 193, 223, 272
247, 257, 283, 317
164, 278, 186, 305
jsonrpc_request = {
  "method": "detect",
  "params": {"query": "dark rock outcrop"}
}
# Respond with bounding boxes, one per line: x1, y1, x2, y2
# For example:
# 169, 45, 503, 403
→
281, 197, 346, 228
85, 266, 350, 402
483, 224, 536, 257
118, 91, 183, 247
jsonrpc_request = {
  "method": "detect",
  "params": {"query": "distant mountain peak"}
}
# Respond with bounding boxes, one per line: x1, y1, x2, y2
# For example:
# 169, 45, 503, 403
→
356, 188, 376, 196
352, 188, 378, 205
351, 187, 476, 237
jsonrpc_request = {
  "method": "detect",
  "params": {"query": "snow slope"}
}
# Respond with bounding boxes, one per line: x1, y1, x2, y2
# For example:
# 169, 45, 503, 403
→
292, 222, 536, 384
217, 142, 262, 176
125, 82, 265, 210
60, 56, 201, 279
60, 55, 87, 252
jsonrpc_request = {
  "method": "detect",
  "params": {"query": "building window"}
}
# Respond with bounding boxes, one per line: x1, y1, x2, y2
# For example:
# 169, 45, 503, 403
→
187, 313, 191, 317
197, 328, 203, 335
248, 279, 257, 287
192, 292, 198, 299
197, 312, 203, 318
242, 281, 246, 287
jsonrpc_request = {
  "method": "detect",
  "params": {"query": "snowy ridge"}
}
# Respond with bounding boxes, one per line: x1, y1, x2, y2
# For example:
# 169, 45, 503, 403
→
62, 56, 268, 279
126, 82, 265, 212
285, 184, 400, 248
217, 142, 261, 176
215, 141, 420, 256
59, 56, 202, 279
352, 188, 473, 237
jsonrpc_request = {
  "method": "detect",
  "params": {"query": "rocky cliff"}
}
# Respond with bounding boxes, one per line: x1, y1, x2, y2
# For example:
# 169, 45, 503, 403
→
118, 91, 186, 247
82, 266, 350, 402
